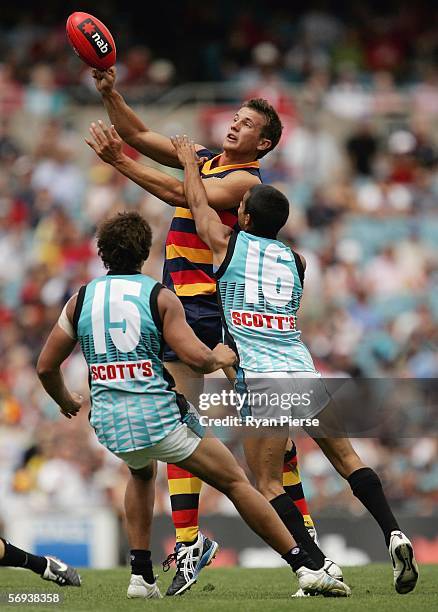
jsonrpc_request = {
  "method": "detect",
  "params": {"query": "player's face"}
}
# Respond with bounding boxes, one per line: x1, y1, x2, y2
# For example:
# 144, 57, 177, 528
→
223, 108, 271, 158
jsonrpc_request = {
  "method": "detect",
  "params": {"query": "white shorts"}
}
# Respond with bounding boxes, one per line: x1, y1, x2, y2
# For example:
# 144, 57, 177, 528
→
239, 370, 331, 422
115, 423, 201, 470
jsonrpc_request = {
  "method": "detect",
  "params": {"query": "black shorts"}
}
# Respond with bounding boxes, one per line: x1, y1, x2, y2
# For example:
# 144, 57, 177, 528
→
163, 296, 222, 362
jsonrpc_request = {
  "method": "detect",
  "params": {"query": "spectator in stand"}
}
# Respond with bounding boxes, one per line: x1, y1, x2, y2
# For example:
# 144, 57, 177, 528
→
234, 42, 296, 118
285, 32, 330, 82
411, 117, 438, 168
371, 71, 405, 116
331, 27, 365, 73
300, 7, 342, 47
364, 17, 406, 75
325, 64, 371, 120
0, 119, 20, 166
412, 67, 438, 118
346, 119, 379, 177
283, 114, 343, 186
24, 64, 67, 117
0, 64, 23, 117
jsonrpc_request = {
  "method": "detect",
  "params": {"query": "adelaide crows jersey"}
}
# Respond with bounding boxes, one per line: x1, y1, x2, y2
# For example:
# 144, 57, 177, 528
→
163, 148, 261, 299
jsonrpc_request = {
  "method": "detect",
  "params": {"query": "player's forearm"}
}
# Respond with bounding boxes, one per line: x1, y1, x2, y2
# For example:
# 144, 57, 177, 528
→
199, 355, 226, 374
183, 159, 209, 213
187, 353, 221, 374
101, 89, 148, 145
187, 348, 231, 375
114, 155, 188, 207
37, 368, 74, 410
182, 160, 215, 241
177, 342, 220, 374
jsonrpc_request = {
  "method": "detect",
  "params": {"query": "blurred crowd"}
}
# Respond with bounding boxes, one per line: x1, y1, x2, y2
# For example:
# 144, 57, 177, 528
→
1, 1, 438, 528
2, 2, 438, 108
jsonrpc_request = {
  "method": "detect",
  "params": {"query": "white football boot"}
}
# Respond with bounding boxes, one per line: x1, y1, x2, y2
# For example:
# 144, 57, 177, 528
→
127, 574, 162, 599
292, 557, 343, 597
295, 566, 351, 597
389, 530, 419, 594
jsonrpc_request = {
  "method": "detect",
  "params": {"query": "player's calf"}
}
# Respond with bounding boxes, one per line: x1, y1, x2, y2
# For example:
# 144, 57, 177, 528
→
177, 437, 351, 597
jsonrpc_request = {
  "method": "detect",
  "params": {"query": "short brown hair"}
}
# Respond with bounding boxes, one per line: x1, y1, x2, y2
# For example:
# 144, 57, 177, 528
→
243, 98, 283, 158
97, 211, 152, 272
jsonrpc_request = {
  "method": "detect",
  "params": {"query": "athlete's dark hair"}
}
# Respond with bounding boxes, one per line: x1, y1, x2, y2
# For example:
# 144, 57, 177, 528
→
243, 98, 283, 158
244, 184, 289, 238
97, 211, 152, 272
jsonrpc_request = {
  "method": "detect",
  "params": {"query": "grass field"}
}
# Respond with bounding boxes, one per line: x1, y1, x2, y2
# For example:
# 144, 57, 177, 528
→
0, 565, 436, 612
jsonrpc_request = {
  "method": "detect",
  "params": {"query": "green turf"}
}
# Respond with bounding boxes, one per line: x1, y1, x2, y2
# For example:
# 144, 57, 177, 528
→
0, 565, 436, 612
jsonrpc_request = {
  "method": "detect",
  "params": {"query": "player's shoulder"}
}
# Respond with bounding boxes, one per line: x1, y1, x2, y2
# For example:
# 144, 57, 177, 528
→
288, 247, 306, 271
66, 292, 79, 322
157, 286, 181, 310
156, 286, 187, 326
220, 169, 261, 186
297, 252, 306, 270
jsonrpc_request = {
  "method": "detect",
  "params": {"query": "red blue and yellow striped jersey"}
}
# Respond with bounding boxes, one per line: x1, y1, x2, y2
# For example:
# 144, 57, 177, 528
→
163, 148, 261, 299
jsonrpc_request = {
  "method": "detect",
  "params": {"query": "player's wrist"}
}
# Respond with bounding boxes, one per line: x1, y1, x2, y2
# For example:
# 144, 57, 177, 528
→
183, 160, 199, 173
101, 87, 117, 100
209, 351, 223, 371
111, 152, 129, 168
58, 391, 76, 410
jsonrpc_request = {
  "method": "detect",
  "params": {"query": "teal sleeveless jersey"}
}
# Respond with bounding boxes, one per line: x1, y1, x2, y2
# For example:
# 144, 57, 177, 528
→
216, 231, 316, 372
76, 273, 183, 453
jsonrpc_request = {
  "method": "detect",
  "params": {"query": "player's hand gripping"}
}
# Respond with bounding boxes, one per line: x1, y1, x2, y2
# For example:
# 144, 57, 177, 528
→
85, 120, 124, 165
60, 392, 83, 420
212, 343, 237, 369
171, 134, 207, 168
92, 66, 116, 94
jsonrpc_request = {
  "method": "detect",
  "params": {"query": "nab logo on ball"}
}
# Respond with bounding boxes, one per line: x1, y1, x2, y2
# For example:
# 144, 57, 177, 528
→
78, 18, 112, 57
66, 12, 116, 69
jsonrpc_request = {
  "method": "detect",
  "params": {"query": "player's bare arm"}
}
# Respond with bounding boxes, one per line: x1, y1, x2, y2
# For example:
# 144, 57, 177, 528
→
37, 295, 83, 420
172, 134, 231, 266
158, 287, 236, 373
93, 67, 205, 168
86, 120, 258, 210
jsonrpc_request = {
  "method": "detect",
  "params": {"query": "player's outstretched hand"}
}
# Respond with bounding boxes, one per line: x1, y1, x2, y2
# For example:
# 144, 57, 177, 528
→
60, 392, 83, 420
92, 66, 116, 94
171, 134, 199, 167
85, 120, 124, 165
212, 343, 237, 369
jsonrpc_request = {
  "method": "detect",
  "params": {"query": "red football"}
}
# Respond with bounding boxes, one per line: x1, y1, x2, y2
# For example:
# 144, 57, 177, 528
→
66, 12, 116, 70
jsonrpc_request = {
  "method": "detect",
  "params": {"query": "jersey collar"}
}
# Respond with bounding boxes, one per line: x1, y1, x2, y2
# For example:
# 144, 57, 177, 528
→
106, 270, 141, 276
201, 154, 260, 175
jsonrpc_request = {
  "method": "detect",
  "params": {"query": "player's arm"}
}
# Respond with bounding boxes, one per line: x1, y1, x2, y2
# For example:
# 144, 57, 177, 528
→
93, 67, 205, 168
171, 135, 231, 261
202, 169, 259, 212
36, 295, 83, 419
158, 288, 236, 373
86, 121, 258, 211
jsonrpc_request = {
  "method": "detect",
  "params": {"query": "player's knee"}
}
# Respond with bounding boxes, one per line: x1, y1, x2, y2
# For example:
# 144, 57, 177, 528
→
219, 465, 249, 495
129, 462, 156, 482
